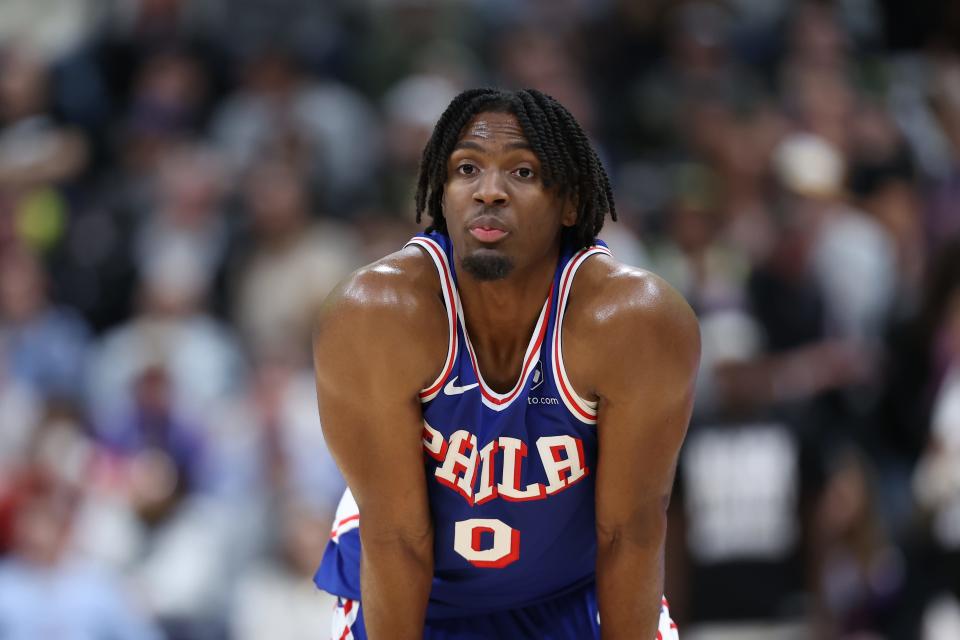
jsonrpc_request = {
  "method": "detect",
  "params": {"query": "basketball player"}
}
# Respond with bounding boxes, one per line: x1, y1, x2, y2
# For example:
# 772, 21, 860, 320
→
313, 88, 699, 639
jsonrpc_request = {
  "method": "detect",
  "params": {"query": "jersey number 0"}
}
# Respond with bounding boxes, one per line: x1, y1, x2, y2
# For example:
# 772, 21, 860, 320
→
453, 518, 520, 568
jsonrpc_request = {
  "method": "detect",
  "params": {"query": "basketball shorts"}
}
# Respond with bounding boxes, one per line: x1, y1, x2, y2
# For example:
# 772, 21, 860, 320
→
329, 584, 679, 639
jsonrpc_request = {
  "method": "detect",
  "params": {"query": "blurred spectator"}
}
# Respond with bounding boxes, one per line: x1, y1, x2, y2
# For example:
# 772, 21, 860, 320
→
672, 415, 824, 640
495, 27, 595, 132
232, 159, 360, 363
912, 238, 960, 630
469, 0, 603, 33
0, 374, 41, 477
596, 212, 650, 270
705, 102, 786, 265
125, 48, 213, 143
87, 246, 244, 420
100, 0, 223, 53
925, 55, 960, 245
650, 166, 750, 315
923, 594, 960, 640
868, 237, 960, 558
135, 142, 232, 303
779, 2, 859, 153
106, 50, 217, 223
0, 247, 91, 403
203, 0, 346, 66
381, 73, 461, 213
813, 449, 905, 638
229, 499, 336, 640
210, 48, 381, 211
739, 139, 876, 412
135, 355, 347, 638
348, 212, 424, 268
0, 48, 89, 255
0, 467, 162, 640
86, 359, 249, 638
347, 2, 465, 98
580, 0, 665, 151
630, 1, 763, 154
670, 308, 827, 640
772, 132, 896, 344
122, 356, 343, 638
850, 146, 925, 315
0, 1, 103, 62
202, 355, 344, 511
131, 493, 245, 639
0, 48, 89, 190
95, 365, 207, 514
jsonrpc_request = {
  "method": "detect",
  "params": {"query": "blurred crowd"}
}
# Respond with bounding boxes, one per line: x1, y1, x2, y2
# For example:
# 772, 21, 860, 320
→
1, 0, 959, 638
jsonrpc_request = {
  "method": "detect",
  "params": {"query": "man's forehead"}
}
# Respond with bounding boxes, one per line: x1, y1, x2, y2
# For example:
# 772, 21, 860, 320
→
458, 111, 529, 144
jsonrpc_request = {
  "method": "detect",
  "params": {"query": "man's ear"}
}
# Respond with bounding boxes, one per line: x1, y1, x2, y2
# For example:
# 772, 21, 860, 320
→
561, 199, 577, 227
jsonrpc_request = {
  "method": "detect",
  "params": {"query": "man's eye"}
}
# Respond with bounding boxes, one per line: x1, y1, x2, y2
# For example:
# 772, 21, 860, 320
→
515, 167, 534, 179
457, 164, 476, 176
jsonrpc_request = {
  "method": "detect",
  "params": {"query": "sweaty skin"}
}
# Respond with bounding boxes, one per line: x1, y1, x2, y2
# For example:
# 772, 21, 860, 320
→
313, 111, 700, 639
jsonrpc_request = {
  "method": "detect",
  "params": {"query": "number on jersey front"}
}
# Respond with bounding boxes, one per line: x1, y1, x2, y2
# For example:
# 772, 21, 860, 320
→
453, 518, 520, 568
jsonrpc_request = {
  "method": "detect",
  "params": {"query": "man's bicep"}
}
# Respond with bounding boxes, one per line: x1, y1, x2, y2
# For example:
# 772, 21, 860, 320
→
595, 380, 694, 542
594, 285, 700, 540
316, 379, 432, 539
312, 277, 443, 542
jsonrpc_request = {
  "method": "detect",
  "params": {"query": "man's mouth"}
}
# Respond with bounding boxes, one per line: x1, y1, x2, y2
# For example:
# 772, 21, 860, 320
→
469, 226, 509, 243
467, 216, 509, 243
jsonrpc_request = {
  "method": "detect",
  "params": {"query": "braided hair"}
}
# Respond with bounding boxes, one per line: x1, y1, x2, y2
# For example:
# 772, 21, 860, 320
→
414, 88, 616, 250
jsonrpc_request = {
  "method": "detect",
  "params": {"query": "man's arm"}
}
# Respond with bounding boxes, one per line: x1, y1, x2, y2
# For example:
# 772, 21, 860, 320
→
313, 252, 447, 639
569, 261, 700, 639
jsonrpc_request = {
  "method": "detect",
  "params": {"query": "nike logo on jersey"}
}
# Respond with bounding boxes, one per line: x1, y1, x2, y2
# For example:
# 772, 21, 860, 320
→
444, 377, 479, 396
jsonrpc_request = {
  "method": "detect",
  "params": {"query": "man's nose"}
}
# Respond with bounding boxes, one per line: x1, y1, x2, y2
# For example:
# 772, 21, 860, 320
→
473, 171, 508, 207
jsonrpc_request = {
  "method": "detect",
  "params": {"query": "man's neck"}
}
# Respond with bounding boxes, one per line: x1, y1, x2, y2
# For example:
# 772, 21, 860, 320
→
455, 248, 558, 391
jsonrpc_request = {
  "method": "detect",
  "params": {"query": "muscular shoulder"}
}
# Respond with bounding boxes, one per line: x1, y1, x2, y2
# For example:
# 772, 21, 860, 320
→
317, 245, 441, 324
564, 253, 700, 399
313, 245, 448, 394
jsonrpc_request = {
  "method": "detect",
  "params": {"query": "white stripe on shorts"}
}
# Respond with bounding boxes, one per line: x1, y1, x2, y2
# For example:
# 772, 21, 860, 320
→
657, 596, 680, 640
330, 596, 360, 640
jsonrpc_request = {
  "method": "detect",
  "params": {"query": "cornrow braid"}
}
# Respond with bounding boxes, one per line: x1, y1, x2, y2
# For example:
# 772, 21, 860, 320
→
414, 88, 616, 250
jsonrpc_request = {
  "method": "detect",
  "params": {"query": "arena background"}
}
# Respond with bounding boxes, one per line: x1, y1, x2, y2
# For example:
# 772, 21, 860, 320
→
1, 0, 960, 638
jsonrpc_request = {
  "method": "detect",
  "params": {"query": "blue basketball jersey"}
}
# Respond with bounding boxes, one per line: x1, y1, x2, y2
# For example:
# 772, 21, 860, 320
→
314, 231, 611, 619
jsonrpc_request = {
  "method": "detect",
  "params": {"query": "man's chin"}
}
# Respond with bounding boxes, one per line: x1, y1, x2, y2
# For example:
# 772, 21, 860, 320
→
461, 251, 514, 281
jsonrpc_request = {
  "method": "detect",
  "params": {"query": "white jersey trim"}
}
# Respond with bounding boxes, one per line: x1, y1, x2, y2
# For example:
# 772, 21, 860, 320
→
405, 237, 459, 402
552, 245, 611, 425
329, 488, 359, 544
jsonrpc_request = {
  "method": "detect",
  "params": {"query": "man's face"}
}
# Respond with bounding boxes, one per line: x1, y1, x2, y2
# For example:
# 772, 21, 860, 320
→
442, 111, 575, 281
